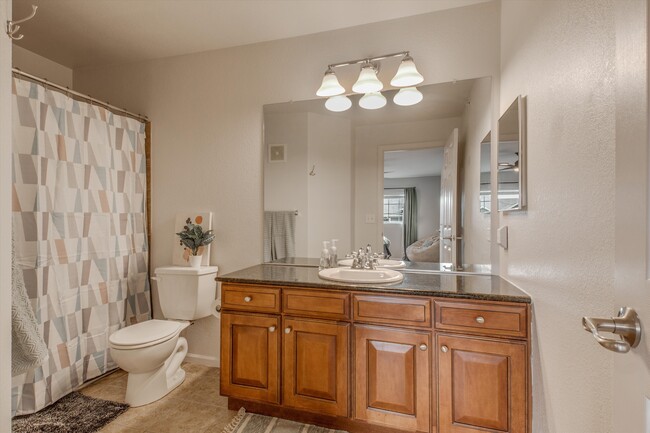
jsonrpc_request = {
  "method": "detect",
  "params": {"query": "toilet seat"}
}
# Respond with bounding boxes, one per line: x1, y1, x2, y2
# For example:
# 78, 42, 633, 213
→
109, 320, 183, 350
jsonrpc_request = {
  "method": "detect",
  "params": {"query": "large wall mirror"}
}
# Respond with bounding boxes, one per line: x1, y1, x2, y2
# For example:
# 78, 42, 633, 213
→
497, 96, 527, 211
263, 77, 493, 270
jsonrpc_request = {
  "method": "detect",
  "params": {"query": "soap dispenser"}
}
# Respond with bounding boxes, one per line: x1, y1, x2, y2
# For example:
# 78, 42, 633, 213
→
319, 241, 331, 270
329, 239, 339, 268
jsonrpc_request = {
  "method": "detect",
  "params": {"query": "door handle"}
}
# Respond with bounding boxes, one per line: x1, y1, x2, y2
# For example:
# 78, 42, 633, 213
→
582, 307, 641, 353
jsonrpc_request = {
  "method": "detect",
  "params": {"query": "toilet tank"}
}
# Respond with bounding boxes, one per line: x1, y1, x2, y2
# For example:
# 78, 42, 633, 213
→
154, 266, 219, 320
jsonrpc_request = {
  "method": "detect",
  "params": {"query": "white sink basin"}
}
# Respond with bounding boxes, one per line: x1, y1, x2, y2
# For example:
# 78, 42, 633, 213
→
337, 258, 406, 269
318, 268, 404, 284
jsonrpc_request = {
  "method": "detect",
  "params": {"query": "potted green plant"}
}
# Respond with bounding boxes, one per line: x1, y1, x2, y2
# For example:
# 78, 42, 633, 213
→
176, 218, 215, 268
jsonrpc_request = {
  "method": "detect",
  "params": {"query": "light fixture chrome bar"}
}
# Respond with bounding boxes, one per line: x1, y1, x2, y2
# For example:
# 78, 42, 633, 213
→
12, 68, 149, 123
327, 51, 409, 69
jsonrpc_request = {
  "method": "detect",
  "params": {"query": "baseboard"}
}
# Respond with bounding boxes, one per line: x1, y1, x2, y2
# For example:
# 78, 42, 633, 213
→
185, 352, 220, 368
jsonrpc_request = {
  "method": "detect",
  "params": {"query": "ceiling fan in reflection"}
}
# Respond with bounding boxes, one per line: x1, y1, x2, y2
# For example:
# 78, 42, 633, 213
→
498, 153, 519, 172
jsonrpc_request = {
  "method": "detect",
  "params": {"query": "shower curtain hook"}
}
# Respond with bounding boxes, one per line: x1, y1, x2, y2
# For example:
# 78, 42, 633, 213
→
6, 5, 38, 41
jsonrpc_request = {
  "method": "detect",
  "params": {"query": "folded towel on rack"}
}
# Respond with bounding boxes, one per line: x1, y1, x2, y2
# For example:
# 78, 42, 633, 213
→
12, 225, 48, 376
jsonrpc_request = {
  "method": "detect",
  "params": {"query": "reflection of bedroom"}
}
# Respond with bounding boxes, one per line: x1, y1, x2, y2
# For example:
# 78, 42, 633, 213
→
383, 148, 441, 261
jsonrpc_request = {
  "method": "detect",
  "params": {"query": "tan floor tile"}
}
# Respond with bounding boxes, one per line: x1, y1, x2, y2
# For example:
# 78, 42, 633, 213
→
200, 408, 239, 433
170, 368, 226, 408
81, 363, 229, 433
99, 370, 129, 389
138, 398, 227, 433
98, 422, 146, 433
181, 362, 211, 376
109, 397, 170, 430
80, 384, 127, 404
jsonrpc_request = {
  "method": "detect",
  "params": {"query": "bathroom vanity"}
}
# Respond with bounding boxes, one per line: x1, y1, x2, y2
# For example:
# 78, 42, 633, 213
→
217, 265, 531, 433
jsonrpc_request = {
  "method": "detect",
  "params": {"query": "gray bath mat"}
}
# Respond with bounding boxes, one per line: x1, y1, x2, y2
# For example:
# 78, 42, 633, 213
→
223, 408, 348, 433
12, 391, 129, 433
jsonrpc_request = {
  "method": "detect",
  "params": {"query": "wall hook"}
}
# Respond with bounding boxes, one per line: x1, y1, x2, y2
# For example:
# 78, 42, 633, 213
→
6, 5, 38, 41
309, 165, 316, 176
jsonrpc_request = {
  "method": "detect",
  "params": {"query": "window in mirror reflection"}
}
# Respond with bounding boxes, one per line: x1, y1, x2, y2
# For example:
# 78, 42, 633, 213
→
383, 190, 404, 223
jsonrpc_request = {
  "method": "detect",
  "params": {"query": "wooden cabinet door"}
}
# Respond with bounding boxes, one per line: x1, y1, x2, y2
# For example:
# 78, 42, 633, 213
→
220, 312, 280, 404
438, 334, 527, 433
283, 317, 349, 417
355, 325, 431, 432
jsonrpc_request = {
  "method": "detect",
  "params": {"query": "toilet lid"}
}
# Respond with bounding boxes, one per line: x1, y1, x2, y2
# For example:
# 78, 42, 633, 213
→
109, 320, 182, 348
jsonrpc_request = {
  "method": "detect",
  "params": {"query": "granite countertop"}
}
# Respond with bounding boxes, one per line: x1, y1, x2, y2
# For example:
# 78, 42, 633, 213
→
217, 264, 531, 304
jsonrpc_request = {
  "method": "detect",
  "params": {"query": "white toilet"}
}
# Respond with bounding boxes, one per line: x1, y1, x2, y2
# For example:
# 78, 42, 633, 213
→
109, 265, 219, 407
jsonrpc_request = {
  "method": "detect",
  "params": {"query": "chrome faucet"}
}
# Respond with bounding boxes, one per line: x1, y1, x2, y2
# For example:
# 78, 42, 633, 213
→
348, 245, 382, 270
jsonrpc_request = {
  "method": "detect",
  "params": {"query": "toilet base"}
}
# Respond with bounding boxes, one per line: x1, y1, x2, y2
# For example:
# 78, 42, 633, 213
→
125, 336, 188, 407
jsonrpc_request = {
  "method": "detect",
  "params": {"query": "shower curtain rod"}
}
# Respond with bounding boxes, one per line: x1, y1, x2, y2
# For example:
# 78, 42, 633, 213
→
12, 68, 149, 123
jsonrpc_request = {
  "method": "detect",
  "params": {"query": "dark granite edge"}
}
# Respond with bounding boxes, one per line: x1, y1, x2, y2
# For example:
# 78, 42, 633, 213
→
216, 275, 532, 304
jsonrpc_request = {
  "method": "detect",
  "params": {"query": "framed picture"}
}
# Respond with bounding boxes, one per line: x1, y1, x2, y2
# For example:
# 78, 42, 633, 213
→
172, 212, 213, 266
268, 144, 287, 163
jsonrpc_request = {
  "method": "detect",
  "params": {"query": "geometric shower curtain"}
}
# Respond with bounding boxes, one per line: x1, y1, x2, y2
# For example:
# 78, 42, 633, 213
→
10, 77, 151, 415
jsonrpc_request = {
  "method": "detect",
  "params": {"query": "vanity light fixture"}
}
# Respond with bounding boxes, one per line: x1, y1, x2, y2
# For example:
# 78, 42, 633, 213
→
317, 51, 424, 112
359, 92, 387, 110
325, 95, 352, 112
316, 67, 345, 97
352, 63, 383, 94
393, 87, 423, 106
390, 55, 424, 87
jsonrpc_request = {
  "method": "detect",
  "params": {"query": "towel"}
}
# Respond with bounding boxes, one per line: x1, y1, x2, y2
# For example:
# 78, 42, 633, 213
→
263, 211, 296, 262
11, 225, 48, 376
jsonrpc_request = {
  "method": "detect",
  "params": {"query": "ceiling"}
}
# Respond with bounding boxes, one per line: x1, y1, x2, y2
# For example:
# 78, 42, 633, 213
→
384, 147, 444, 178
13, 0, 489, 69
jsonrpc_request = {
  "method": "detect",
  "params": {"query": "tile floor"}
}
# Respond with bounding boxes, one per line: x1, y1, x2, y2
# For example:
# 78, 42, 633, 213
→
80, 363, 237, 433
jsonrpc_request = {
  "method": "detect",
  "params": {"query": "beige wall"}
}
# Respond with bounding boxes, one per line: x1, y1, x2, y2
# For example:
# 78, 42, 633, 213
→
12, 45, 73, 88
1, 1, 13, 429
499, 1, 616, 432
74, 2, 501, 366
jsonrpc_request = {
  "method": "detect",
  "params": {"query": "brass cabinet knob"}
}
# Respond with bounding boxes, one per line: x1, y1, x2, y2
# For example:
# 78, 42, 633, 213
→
244, 296, 252, 303
284, 327, 292, 334
476, 316, 485, 324
441, 345, 449, 353
268, 326, 276, 333
419, 344, 428, 351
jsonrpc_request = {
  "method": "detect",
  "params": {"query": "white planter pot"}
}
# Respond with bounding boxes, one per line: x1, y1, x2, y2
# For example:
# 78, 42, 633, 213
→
188, 255, 202, 268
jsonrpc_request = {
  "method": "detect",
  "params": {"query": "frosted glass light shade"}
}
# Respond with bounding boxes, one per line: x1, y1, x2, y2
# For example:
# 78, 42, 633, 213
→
317, 70, 345, 97
352, 65, 383, 94
359, 92, 387, 110
325, 95, 352, 112
393, 87, 423, 106
390, 55, 424, 87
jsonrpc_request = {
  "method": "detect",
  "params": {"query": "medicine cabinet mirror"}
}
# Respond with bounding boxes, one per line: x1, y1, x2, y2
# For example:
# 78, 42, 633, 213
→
497, 96, 526, 211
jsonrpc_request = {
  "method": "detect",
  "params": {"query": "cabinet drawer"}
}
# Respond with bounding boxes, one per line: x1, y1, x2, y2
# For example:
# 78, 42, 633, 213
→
434, 300, 527, 338
222, 284, 281, 313
353, 294, 431, 328
283, 289, 350, 320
